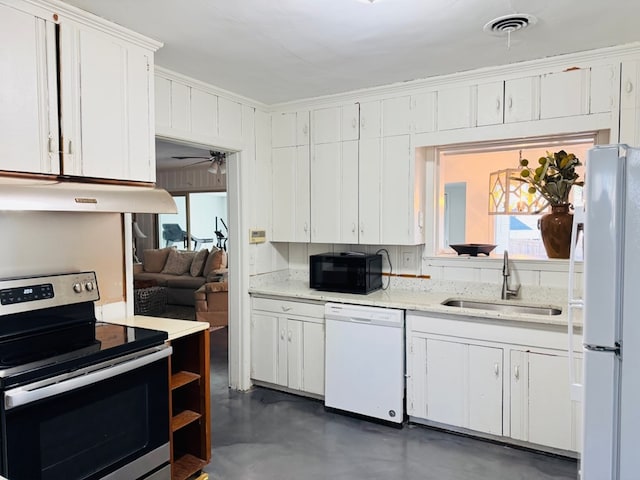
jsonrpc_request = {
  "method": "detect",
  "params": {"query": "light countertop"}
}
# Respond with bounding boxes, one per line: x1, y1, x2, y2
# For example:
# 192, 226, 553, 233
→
105, 315, 210, 341
250, 280, 582, 329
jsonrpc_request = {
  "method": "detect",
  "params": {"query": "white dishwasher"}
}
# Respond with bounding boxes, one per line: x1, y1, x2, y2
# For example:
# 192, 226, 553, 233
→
324, 302, 405, 424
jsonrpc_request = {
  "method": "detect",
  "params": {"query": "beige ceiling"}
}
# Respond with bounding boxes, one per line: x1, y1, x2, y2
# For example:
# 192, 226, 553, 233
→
62, 0, 640, 105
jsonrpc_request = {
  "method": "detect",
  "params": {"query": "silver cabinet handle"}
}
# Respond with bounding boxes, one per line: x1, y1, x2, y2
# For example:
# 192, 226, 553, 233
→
68, 139, 73, 155
280, 329, 285, 340
361, 117, 366, 128
508, 96, 513, 109
5, 346, 171, 410
303, 124, 308, 135
352, 118, 357, 129
514, 365, 520, 380
496, 98, 501, 111
494, 363, 500, 377
303, 222, 308, 233
352, 223, 356, 233
626, 81, 634, 94
48, 135, 55, 153
288, 330, 292, 342
281, 306, 292, 312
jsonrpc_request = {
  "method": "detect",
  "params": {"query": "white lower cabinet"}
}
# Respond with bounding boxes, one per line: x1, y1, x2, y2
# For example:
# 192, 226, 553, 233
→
250, 297, 325, 397
407, 311, 582, 453
510, 350, 582, 452
410, 337, 503, 436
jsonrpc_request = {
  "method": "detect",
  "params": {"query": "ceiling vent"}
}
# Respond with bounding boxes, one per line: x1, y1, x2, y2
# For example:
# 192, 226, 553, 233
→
483, 14, 537, 48
484, 14, 537, 35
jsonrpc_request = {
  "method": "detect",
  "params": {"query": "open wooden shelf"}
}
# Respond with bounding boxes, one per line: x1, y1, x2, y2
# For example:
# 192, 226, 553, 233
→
172, 453, 207, 480
171, 371, 200, 390
171, 410, 201, 432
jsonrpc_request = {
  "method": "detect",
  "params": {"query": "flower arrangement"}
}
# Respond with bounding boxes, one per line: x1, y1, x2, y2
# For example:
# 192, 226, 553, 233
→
516, 150, 584, 209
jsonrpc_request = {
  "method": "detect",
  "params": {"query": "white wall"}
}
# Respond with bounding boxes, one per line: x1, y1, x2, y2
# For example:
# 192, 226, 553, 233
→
0, 211, 125, 304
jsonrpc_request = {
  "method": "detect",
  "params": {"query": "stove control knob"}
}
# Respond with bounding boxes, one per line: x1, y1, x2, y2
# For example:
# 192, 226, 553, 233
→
73, 283, 83, 293
85, 281, 94, 292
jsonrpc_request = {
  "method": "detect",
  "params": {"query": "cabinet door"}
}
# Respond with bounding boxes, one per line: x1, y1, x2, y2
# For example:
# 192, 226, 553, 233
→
60, 20, 128, 179
311, 142, 341, 242
411, 92, 436, 133
126, 45, 155, 182
154, 76, 171, 131
272, 146, 310, 242
505, 76, 540, 123
250, 313, 279, 384
540, 69, 590, 119
0, 4, 59, 174
590, 64, 617, 114
380, 135, 411, 244
302, 322, 325, 396
272, 112, 297, 148
383, 96, 411, 136
359, 101, 381, 139
341, 104, 359, 141
468, 345, 503, 435
510, 350, 575, 451
296, 111, 310, 146
620, 60, 640, 146
285, 319, 303, 391
425, 339, 466, 427
358, 137, 381, 244
341, 140, 359, 244
437, 85, 472, 130
191, 88, 219, 140
313, 107, 341, 144
218, 97, 242, 141
477, 81, 504, 126
170, 81, 191, 132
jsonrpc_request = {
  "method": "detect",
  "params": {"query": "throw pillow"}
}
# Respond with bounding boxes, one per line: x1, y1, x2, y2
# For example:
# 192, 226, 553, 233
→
143, 247, 175, 273
162, 249, 196, 275
203, 247, 225, 276
190, 248, 209, 277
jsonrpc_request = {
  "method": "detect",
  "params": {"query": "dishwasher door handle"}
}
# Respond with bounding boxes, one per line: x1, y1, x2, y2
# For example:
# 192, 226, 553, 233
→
348, 316, 372, 323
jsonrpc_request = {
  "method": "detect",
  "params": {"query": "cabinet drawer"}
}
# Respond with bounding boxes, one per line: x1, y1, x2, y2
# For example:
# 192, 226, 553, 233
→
252, 297, 325, 320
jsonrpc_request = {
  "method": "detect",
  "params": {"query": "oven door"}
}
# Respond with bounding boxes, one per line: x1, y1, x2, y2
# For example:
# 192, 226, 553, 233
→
1, 346, 171, 480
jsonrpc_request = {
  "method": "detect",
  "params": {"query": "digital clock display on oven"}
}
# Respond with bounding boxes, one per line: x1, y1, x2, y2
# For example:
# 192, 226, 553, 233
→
0, 284, 54, 305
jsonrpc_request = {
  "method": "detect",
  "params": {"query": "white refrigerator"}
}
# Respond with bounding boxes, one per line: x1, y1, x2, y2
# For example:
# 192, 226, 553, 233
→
580, 144, 640, 480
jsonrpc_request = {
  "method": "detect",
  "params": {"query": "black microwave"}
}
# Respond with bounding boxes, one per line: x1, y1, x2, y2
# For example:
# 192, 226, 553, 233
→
309, 252, 383, 294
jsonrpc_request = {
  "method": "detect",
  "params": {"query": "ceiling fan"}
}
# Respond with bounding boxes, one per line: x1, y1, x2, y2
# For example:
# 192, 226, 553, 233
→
172, 150, 227, 174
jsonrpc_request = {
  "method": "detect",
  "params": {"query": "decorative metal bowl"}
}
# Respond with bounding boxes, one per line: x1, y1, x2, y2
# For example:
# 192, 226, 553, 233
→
449, 243, 497, 256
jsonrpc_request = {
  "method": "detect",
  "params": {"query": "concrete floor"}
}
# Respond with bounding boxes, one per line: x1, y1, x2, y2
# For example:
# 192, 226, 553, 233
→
204, 329, 578, 480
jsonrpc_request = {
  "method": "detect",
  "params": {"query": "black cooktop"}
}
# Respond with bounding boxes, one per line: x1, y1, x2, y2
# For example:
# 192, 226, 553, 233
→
0, 303, 167, 388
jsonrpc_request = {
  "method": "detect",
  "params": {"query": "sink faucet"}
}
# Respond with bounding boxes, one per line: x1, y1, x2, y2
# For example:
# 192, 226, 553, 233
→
501, 251, 520, 300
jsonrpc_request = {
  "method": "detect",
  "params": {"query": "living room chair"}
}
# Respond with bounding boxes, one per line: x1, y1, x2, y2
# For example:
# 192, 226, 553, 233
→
162, 223, 187, 247
194, 281, 228, 328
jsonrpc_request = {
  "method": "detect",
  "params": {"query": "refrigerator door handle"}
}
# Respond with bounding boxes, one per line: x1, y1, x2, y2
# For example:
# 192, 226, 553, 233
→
567, 206, 585, 401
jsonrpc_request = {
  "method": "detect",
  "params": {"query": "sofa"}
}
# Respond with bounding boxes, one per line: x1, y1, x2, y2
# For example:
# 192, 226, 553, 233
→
134, 246, 227, 306
194, 281, 229, 327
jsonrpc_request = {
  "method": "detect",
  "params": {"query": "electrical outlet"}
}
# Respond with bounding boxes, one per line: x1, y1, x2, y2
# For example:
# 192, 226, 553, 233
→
402, 251, 415, 268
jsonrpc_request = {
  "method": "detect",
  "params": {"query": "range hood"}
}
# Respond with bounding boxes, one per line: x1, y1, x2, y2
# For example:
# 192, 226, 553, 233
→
0, 177, 177, 214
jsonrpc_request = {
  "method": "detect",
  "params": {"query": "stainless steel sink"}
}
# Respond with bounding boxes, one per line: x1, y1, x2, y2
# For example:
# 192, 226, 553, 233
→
441, 299, 562, 316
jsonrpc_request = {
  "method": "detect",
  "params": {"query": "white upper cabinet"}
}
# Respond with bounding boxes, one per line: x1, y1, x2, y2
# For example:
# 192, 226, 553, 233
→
310, 140, 358, 243
540, 68, 590, 119
312, 107, 342, 144
504, 76, 540, 123
437, 85, 473, 130
341, 104, 360, 141
359, 101, 381, 139
590, 64, 618, 114
620, 60, 640, 145
358, 137, 382, 245
272, 111, 310, 147
154, 73, 244, 148
411, 92, 437, 134
272, 146, 310, 242
0, 3, 59, 175
218, 97, 243, 142
477, 81, 504, 126
59, 18, 156, 181
382, 96, 411, 136
0, 1, 159, 182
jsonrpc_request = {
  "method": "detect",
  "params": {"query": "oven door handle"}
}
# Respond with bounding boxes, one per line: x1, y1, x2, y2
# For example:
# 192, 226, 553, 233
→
4, 346, 172, 410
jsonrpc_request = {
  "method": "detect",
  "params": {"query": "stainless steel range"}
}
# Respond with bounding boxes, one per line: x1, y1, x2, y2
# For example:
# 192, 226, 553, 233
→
0, 272, 172, 480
